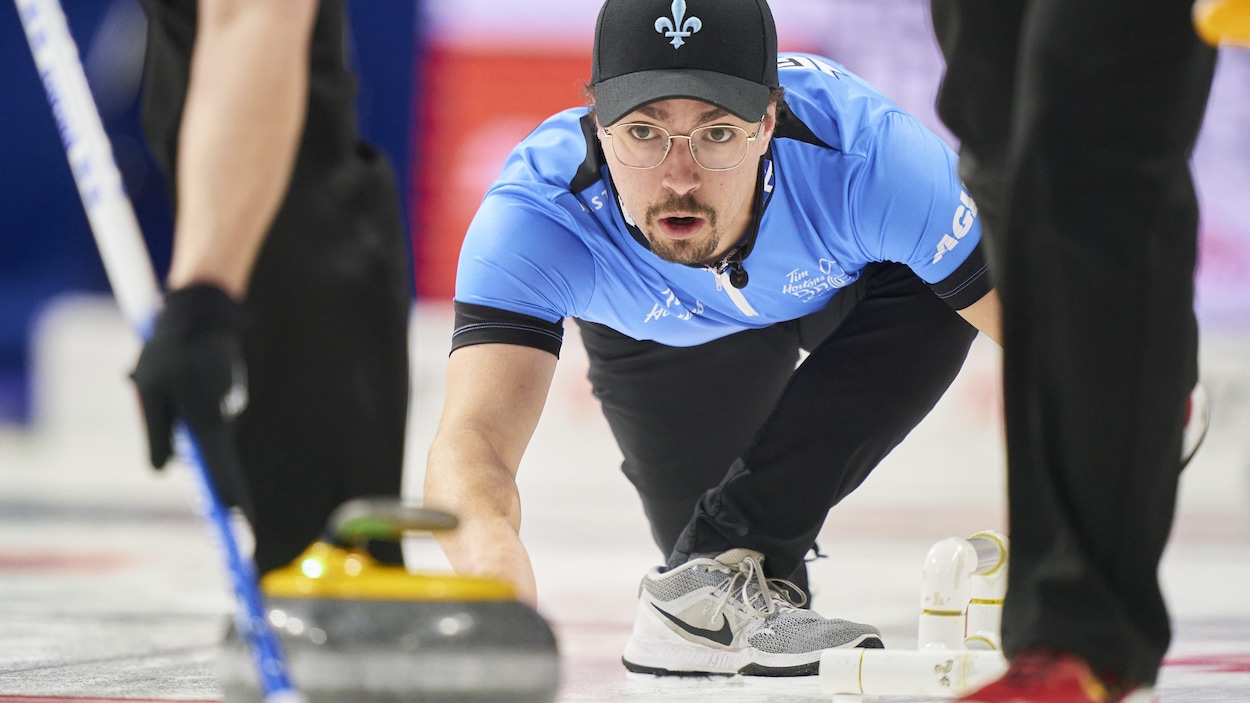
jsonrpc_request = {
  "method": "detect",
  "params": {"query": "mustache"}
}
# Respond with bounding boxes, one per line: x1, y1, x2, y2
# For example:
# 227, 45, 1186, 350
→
644, 194, 716, 226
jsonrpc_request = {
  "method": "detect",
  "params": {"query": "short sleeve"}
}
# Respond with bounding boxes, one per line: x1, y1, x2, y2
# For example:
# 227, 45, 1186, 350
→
850, 112, 988, 291
454, 186, 596, 324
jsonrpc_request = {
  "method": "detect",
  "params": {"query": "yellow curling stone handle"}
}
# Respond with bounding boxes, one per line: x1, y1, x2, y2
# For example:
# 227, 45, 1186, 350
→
262, 541, 517, 602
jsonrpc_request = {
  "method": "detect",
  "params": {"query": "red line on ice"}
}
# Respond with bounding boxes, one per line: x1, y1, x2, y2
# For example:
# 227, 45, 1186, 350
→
0, 698, 219, 703
0, 551, 133, 573
1164, 653, 1250, 674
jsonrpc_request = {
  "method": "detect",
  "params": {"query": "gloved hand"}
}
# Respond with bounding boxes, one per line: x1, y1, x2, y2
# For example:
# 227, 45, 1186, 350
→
130, 284, 251, 509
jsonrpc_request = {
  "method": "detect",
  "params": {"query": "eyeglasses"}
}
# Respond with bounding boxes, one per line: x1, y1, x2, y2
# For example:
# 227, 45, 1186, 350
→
601, 121, 763, 171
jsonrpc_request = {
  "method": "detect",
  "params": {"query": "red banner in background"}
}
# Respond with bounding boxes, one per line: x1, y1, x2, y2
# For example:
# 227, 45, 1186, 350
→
412, 47, 591, 300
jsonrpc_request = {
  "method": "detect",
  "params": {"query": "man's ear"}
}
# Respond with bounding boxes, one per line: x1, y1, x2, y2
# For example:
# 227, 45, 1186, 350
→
757, 105, 779, 151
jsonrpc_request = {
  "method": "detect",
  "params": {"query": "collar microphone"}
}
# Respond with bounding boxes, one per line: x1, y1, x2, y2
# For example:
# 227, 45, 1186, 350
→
728, 261, 749, 289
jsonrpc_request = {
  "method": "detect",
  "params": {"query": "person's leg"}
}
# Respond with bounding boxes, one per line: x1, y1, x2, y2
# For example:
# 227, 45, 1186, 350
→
593, 319, 888, 676
575, 319, 802, 580
238, 1, 411, 573
996, 0, 1215, 683
930, 0, 1025, 245
239, 142, 411, 574
670, 264, 979, 582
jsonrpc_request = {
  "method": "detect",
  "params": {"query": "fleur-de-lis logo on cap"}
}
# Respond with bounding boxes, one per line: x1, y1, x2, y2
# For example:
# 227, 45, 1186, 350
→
655, 0, 702, 48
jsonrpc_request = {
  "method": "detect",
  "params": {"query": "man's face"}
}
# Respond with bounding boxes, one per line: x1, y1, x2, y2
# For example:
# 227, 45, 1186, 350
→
598, 99, 776, 266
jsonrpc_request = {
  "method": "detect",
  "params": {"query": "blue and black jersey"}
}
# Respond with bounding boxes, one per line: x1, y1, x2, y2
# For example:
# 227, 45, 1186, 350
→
453, 53, 990, 356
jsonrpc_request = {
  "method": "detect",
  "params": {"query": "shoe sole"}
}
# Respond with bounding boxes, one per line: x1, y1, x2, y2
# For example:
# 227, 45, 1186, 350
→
621, 634, 884, 677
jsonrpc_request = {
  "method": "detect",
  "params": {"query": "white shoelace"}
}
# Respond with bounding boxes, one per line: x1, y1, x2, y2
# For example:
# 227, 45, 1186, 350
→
708, 555, 808, 622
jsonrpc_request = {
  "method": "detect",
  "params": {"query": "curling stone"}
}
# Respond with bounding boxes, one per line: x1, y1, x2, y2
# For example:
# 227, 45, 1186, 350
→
217, 499, 559, 702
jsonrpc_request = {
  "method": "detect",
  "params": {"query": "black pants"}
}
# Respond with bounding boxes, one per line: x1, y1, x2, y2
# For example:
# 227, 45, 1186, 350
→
931, 0, 1215, 684
578, 263, 978, 595
140, 0, 412, 574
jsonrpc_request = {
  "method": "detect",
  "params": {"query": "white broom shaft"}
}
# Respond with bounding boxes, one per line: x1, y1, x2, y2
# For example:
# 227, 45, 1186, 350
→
15, 0, 161, 332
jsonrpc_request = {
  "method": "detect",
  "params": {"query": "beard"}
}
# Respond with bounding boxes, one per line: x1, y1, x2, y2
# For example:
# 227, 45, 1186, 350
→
641, 194, 721, 265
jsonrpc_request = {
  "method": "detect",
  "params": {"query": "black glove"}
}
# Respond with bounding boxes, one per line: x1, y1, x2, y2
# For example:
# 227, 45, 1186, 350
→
130, 284, 251, 510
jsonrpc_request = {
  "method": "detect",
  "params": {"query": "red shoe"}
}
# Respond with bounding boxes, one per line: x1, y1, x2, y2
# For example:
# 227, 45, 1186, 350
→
959, 648, 1153, 703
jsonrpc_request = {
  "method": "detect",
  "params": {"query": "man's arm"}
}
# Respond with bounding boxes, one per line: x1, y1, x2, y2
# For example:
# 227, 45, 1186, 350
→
958, 288, 1002, 345
166, 0, 319, 297
424, 343, 559, 607
130, 0, 318, 476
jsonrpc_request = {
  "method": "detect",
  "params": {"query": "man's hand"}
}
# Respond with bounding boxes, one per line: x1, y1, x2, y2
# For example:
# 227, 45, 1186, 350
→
130, 284, 250, 508
433, 514, 539, 607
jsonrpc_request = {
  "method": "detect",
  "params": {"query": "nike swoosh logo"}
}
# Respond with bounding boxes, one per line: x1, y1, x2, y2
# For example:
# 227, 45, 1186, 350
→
652, 604, 734, 646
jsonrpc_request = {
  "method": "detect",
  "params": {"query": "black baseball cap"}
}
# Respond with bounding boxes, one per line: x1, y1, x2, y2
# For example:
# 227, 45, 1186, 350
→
591, 0, 780, 126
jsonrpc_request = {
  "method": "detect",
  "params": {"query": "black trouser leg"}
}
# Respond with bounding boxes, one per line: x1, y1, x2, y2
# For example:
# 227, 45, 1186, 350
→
933, 0, 1215, 683
1000, 1, 1212, 684
929, 0, 1024, 250
576, 317, 804, 587
240, 146, 412, 575
670, 264, 978, 583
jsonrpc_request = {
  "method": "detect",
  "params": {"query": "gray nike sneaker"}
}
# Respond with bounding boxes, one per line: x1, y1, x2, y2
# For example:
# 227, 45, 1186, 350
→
621, 548, 883, 676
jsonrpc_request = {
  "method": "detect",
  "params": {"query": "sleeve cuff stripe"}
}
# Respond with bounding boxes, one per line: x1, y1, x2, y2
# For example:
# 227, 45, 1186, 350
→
452, 322, 565, 342
933, 263, 990, 299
